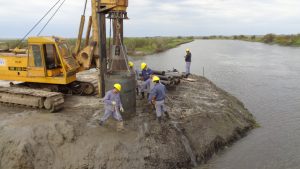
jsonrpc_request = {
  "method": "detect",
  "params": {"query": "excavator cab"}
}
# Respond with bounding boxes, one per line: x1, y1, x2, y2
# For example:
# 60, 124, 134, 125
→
28, 43, 62, 77
25, 36, 79, 84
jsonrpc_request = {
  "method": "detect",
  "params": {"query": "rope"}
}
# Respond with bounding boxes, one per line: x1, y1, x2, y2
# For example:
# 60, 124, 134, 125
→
37, 0, 67, 36
16, 0, 62, 47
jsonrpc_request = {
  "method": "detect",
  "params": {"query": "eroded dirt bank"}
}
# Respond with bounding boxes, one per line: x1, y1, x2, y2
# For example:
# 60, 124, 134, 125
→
0, 75, 256, 169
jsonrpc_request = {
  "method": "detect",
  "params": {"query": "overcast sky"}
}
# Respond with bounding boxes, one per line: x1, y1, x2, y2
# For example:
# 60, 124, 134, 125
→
1, 0, 300, 38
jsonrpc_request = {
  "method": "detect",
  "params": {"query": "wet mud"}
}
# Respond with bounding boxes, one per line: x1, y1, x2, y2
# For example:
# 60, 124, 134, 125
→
0, 74, 256, 169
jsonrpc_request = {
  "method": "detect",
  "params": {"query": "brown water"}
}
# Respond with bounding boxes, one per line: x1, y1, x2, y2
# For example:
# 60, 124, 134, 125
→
131, 40, 300, 169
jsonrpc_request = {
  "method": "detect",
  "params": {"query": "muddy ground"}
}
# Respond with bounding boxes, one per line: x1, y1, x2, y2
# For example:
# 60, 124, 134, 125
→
0, 74, 256, 169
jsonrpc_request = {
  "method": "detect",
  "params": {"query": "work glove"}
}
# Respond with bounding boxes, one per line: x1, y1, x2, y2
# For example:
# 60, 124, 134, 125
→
151, 100, 156, 105
120, 107, 124, 112
112, 101, 116, 105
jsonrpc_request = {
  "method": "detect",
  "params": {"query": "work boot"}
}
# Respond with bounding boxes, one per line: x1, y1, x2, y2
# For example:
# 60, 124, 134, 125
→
98, 120, 104, 126
157, 117, 162, 124
164, 111, 170, 119
141, 92, 145, 99
117, 121, 125, 132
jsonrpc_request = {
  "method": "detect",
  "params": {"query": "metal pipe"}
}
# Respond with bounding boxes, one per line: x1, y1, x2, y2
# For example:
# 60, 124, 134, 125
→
74, 15, 86, 55
97, 12, 107, 97
85, 16, 92, 46
152, 70, 165, 76
156, 75, 173, 81
165, 72, 185, 79
160, 80, 173, 86
174, 78, 181, 85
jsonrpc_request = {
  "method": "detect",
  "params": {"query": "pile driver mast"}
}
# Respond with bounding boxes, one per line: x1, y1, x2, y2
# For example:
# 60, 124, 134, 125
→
76, 0, 136, 115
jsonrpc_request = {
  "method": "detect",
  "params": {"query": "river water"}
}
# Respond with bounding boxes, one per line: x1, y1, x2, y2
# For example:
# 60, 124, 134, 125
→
131, 40, 300, 169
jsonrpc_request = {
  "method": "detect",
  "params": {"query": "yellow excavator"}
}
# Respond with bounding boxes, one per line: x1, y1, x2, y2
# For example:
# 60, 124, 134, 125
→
0, 0, 132, 112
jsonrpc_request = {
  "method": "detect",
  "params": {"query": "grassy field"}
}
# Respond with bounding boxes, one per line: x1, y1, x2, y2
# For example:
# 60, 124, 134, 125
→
124, 37, 194, 56
0, 37, 194, 56
199, 34, 300, 47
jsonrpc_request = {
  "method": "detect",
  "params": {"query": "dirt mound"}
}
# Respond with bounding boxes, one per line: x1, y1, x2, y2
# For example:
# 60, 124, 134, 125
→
0, 75, 256, 169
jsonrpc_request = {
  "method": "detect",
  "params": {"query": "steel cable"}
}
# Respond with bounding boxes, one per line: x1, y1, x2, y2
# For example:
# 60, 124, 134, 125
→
37, 0, 67, 36
16, 0, 62, 47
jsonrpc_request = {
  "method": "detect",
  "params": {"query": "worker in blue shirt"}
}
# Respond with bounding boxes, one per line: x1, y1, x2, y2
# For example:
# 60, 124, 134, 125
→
99, 83, 125, 131
140, 62, 153, 99
148, 76, 170, 123
184, 48, 192, 77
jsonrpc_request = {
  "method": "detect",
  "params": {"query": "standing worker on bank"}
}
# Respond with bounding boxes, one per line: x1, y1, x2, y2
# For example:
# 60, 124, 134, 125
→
140, 62, 153, 99
148, 76, 170, 123
184, 49, 192, 77
99, 83, 125, 131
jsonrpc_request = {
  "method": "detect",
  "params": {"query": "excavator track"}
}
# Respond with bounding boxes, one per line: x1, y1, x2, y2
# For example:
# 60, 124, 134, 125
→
18, 81, 97, 96
0, 87, 64, 113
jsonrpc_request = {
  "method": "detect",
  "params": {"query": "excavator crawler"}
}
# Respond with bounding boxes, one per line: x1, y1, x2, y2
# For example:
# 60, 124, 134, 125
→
0, 87, 64, 112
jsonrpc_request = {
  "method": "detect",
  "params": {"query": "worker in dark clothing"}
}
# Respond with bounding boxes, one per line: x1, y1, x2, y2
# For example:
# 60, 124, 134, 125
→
148, 76, 170, 123
184, 49, 192, 77
140, 62, 153, 99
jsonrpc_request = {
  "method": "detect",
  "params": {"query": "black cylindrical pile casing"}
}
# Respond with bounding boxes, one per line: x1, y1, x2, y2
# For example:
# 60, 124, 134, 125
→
156, 75, 173, 81
152, 70, 165, 76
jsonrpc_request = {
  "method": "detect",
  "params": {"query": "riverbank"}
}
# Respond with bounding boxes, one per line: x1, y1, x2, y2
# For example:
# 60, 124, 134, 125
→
124, 37, 194, 56
0, 37, 194, 56
199, 34, 300, 47
0, 71, 256, 169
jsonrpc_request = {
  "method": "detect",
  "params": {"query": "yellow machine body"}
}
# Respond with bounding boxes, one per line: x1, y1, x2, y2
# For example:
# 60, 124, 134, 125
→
99, 0, 128, 11
0, 37, 79, 85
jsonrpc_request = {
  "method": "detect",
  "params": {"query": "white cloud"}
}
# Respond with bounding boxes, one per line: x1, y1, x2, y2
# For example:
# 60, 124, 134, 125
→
0, 0, 300, 38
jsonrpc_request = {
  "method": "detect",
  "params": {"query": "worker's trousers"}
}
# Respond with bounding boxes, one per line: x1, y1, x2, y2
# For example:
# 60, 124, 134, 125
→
100, 109, 123, 122
155, 100, 166, 118
186, 62, 191, 74
137, 80, 143, 94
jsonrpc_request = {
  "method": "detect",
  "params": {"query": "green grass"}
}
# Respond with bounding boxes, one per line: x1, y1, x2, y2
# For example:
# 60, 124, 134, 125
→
124, 37, 194, 56
199, 34, 300, 47
0, 39, 27, 49
0, 37, 194, 56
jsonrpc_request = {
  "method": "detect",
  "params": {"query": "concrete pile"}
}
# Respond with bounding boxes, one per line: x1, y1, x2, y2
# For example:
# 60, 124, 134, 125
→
151, 69, 184, 88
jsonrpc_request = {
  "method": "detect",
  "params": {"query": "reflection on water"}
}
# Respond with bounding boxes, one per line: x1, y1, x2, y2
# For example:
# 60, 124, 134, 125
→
131, 40, 300, 169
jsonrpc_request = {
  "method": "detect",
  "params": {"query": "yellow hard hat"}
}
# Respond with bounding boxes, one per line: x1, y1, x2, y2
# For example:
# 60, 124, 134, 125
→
141, 62, 147, 70
128, 61, 134, 68
152, 76, 160, 82
186, 48, 190, 52
114, 83, 122, 92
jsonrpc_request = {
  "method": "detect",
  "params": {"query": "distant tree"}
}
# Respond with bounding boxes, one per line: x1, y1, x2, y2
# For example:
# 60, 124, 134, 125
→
238, 35, 246, 39
263, 34, 275, 43
251, 35, 256, 40
187, 36, 194, 39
